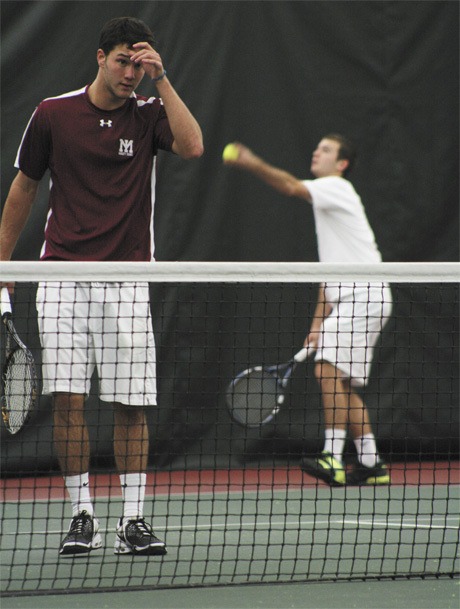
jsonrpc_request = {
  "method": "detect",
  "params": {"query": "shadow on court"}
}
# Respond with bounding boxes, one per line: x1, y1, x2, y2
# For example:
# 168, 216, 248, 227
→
1, 578, 459, 609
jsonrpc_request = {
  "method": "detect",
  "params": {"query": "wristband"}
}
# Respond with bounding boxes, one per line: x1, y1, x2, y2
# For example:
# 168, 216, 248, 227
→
152, 70, 167, 82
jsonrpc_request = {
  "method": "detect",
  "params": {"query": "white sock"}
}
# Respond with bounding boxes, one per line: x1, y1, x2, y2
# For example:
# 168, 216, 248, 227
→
120, 473, 146, 521
323, 428, 347, 464
65, 473, 94, 517
354, 434, 379, 468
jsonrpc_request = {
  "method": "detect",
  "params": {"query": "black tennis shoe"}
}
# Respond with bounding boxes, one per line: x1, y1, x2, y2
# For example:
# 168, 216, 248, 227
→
300, 451, 346, 486
59, 510, 102, 556
347, 461, 390, 486
114, 517, 167, 555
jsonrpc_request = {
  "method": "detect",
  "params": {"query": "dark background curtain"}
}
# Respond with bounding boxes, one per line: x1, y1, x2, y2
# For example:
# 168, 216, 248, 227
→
1, 1, 458, 472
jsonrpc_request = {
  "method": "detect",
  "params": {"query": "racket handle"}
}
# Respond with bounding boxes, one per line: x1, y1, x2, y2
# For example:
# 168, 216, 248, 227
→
293, 345, 315, 363
1, 287, 12, 317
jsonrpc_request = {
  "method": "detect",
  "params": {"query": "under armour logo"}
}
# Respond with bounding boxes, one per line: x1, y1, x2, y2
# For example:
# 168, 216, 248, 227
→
100, 119, 113, 128
119, 138, 134, 157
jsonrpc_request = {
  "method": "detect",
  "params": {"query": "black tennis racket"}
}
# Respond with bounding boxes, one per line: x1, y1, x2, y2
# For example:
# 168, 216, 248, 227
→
1, 288, 38, 434
226, 346, 315, 427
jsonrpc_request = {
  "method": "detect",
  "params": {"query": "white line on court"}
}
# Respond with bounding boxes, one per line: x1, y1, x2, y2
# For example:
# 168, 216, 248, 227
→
3, 515, 459, 537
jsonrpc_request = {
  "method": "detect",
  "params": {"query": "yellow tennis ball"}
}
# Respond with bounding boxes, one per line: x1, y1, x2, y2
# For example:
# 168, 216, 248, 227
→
222, 143, 239, 162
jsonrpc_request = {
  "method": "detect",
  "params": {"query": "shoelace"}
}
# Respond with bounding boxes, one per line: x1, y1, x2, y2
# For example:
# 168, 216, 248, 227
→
69, 511, 91, 535
130, 518, 150, 534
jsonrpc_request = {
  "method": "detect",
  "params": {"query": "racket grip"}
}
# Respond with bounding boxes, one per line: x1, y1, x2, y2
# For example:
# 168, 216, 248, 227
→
1, 287, 12, 317
293, 345, 314, 363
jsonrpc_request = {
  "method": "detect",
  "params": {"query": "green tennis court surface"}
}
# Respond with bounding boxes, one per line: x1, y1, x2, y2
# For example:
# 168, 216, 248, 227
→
0, 579, 459, 609
1, 464, 458, 596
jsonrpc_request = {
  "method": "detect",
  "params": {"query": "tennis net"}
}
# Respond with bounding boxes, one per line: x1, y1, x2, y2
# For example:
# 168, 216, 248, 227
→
0, 261, 458, 595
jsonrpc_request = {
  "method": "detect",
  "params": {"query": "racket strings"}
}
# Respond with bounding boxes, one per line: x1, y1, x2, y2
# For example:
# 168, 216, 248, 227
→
228, 370, 282, 426
3, 349, 36, 432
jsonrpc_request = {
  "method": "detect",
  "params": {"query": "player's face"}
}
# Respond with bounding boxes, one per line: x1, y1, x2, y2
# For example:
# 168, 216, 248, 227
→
98, 44, 145, 101
310, 139, 346, 178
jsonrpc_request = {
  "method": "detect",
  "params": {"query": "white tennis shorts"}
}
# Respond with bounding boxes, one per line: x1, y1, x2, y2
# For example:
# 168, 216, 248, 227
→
36, 281, 157, 406
315, 283, 393, 387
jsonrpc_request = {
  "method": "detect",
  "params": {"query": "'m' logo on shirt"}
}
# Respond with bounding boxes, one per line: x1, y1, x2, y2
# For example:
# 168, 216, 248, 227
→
119, 139, 134, 157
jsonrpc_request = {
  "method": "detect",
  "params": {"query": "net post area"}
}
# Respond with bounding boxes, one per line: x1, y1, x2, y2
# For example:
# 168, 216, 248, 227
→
1, 262, 459, 595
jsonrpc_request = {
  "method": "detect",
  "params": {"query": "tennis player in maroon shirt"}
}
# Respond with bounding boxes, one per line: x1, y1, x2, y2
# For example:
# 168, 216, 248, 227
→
0, 16, 203, 556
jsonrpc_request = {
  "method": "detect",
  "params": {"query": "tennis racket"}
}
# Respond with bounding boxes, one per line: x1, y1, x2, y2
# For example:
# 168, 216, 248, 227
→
226, 345, 315, 427
1, 287, 38, 434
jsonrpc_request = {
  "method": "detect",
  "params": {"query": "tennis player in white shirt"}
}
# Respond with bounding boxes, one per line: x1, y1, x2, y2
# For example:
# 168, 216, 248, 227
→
224, 134, 392, 486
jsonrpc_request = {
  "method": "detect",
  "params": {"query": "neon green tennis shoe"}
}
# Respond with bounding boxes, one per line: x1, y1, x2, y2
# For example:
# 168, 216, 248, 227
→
300, 451, 346, 486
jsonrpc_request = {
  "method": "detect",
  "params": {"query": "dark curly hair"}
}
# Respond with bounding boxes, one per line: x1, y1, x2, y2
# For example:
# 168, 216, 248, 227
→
99, 17, 156, 55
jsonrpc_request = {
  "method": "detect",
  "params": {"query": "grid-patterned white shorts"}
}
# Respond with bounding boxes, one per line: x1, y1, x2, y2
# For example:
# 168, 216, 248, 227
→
315, 284, 393, 387
36, 281, 157, 406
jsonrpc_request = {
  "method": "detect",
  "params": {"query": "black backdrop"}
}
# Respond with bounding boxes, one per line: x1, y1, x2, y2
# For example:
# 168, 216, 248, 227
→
1, 1, 458, 473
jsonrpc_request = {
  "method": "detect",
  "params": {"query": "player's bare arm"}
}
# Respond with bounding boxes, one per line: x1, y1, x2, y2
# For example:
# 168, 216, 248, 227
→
224, 143, 312, 201
130, 42, 203, 160
0, 171, 39, 290
0, 171, 39, 262
157, 78, 204, 160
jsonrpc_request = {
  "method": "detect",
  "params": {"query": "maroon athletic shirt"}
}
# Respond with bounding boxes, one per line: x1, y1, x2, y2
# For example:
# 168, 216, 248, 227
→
15, 86, 174, 261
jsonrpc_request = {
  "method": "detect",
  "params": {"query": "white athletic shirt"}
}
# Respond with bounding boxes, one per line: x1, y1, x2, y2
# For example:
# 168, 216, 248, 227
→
302, 176, 383, 303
